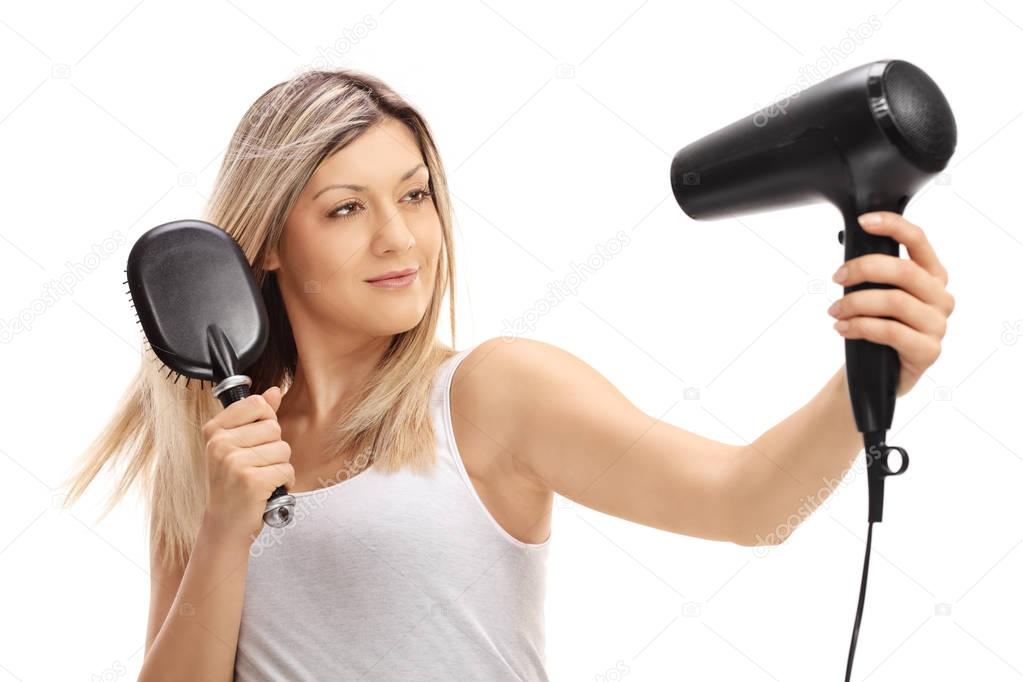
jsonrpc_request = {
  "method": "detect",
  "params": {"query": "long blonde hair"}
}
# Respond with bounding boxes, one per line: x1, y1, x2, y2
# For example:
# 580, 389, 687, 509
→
59, 69, 460, 567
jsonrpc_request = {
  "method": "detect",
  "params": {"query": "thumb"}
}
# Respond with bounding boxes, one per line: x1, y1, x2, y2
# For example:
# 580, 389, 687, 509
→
262, 385, 283, 412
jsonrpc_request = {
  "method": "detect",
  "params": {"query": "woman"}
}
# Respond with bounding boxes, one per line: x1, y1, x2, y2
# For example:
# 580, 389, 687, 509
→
61, 69, 955, 680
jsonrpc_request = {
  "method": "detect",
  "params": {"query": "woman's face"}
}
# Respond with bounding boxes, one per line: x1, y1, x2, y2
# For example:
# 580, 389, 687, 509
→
267, 117, 442, 338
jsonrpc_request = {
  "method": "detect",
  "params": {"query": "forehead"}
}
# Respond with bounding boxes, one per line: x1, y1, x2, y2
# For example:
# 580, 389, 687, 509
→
312, 118, 424, 184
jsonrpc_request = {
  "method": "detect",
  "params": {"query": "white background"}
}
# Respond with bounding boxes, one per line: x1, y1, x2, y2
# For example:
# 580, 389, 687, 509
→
1, 1, 1020, 680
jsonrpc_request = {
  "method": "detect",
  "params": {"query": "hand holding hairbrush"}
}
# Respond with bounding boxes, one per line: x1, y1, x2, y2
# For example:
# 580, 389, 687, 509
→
125, 219, 296, 528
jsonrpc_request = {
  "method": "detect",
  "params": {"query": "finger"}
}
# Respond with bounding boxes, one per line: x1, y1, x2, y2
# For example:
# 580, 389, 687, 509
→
231, 439, 293, 469
254, 462, 295, 496
838, 253, 950, 311
836, 316, 941, 368
830, 288, 947, 338
858, 212, 948, 284
263, 385, 283, 412
223, 418, 283, 449
214, 393, 279, 431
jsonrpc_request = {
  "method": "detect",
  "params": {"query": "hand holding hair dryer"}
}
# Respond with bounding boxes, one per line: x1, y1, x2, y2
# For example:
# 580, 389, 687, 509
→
669, 59, 956, 680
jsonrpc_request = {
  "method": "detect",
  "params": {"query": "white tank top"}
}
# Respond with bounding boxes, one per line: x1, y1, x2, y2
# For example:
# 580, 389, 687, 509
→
234, 344, 553, 681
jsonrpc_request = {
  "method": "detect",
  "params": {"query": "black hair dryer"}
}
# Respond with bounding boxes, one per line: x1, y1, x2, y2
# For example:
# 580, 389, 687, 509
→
669, 59, 956, 680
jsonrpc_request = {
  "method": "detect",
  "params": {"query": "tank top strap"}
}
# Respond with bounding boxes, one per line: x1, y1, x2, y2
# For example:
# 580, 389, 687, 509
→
438, 341, 483, 390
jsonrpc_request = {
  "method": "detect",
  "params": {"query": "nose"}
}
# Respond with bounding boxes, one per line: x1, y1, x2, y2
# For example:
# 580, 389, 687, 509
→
372, 209, 416, 254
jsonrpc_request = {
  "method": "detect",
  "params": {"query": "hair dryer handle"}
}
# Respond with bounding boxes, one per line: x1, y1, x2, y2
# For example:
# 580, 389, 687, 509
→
839, 211, 901, 436
215, 378, 296, 529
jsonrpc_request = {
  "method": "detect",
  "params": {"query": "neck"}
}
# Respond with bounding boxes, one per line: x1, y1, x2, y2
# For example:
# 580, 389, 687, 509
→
281, 334, 393, 425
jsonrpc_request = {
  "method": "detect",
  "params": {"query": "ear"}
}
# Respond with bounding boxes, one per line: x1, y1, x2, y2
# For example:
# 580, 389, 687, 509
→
263, 244, 280, 272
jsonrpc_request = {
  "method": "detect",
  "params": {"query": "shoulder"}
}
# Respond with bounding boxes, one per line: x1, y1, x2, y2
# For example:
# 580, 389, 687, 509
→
451, 337, 614, 485
454, 336, 623, 413
449, 338, 570, 487
454, 337, 579, 398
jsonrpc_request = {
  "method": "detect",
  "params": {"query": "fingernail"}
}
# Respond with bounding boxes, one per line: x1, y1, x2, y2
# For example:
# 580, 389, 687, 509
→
859, 213, 882, 226
833, 266, 848, 283
835, 320, 850, 332
827, 301, 840, 315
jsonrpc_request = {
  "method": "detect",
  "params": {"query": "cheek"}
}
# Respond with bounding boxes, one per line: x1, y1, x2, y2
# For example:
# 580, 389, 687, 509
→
301, 230, 363, 277
415, 213, 443, 263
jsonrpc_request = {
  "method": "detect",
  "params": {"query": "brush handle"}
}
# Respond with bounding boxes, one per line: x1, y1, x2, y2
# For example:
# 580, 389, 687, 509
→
214, 376, 296, 528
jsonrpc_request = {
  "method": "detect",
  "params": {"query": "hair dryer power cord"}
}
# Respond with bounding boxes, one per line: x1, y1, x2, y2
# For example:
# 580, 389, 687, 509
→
845, 520, 875, 681
845, 436, 909, 681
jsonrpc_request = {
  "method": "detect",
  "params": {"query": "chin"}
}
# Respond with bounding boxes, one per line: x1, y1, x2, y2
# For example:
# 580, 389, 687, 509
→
361, 305, 430, 337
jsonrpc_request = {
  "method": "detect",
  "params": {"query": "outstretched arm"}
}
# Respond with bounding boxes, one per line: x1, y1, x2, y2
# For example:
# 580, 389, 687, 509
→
473, 336, 750, 545
719, 212, 952, 542
480, 337, 856, 546
485, 212, 952, 547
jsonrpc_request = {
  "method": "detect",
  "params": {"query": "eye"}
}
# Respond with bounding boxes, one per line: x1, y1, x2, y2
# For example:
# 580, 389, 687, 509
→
328, 187, 434, 221
405, 187, 434, 205
329, 200, 362, 220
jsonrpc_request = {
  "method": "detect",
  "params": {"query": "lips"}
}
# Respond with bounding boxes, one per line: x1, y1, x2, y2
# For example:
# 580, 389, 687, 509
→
365, 266, 419, 283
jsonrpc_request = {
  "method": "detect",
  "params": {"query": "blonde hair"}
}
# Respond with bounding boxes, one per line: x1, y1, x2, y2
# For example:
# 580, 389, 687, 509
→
59, 69, 460, 568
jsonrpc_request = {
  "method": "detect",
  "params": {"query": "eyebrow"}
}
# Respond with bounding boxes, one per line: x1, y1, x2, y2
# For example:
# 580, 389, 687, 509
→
313, 163, 427, 200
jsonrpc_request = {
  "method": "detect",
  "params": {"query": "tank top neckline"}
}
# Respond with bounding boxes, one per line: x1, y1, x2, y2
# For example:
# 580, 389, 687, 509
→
284, 346, 467, 499
287, 462, 379, 497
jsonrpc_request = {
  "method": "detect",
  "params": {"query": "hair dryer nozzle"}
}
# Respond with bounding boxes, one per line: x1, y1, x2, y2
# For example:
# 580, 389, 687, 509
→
666, 58, 955, 496
670, 59, 957, 221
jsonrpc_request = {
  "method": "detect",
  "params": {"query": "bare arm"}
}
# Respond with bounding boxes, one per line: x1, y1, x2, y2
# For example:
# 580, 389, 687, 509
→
139, 385, 294, 680
143, 521, 184, 656
482, 214, 951, 548
465, 339, 870, 548
729, 365, 863, 544
139, 520, 252, 682
737, 210, 954, 542
466, 338, 748, 545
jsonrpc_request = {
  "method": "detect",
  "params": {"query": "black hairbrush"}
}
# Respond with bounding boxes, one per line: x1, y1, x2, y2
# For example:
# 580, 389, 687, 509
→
125, 218, 296, 528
